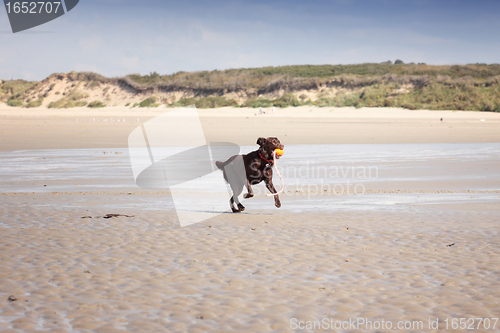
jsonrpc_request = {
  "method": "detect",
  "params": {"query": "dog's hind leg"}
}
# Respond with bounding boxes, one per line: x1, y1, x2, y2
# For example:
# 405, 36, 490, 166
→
229, 196, 239, 213
230, 196, 245, 213
224, 157, 246, 213
233, 194, 245, 212
228, 180, 245, 212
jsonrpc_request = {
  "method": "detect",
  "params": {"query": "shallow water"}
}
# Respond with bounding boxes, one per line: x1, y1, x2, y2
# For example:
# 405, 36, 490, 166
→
1, 143, 499, 212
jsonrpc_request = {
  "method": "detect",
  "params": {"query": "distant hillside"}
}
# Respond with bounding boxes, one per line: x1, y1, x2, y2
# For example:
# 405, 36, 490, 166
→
1, 62, 500, 111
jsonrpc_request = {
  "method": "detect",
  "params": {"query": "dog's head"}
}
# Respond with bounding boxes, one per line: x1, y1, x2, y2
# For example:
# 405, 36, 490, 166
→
257, 137, 284, 159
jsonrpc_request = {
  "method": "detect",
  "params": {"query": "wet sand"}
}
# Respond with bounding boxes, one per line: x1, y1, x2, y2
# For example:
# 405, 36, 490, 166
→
1, 193, 499, 332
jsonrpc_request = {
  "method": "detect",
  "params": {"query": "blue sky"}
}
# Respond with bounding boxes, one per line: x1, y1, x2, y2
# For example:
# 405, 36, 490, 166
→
1, 0, 499, 80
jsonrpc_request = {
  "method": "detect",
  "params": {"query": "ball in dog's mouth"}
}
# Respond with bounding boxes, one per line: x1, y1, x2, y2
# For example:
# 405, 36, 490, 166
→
275, 149, 284, 159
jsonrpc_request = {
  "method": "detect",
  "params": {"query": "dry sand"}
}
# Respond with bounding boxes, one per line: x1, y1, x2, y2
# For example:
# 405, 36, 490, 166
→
1, 105, 500, 332
1, 105, 500, 151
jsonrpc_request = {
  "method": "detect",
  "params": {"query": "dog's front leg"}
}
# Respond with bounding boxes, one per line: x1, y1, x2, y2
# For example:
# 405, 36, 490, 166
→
244, 179, 254, 199
265, 179, 281, 208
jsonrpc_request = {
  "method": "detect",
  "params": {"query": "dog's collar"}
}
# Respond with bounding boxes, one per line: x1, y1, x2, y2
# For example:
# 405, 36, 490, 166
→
259, 151, 273, 163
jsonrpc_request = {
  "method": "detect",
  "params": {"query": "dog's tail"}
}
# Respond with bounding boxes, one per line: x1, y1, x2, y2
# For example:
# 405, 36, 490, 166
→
215, 155, 239, 170
215, 161, 225, 170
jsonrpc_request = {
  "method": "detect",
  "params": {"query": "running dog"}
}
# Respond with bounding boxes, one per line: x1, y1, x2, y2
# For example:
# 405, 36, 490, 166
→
215, 137, 284, 212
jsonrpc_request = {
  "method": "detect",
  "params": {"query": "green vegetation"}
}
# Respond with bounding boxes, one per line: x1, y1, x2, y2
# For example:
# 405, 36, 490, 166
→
1, 79, 37, 95
2, 64, 500, 112
139, 96, 159, 107
6, 99, 24, 107
25, 97, 44, 108
166, 94, 309, 109
48, 89, 88, 108
273, 93, 302, 107
1, 79, 38, 104
1, 71, 110, 107
241, 94, 304, 108
168, 96, 238, 108
123, 62, 500, 112
314, 76, 500, 111
69, 71, 109, 83
161, 74, 500, 111
242, 98, 274, 108
87, 100, 106, 108
125, 63, 500, 91
165, 95, 307, 109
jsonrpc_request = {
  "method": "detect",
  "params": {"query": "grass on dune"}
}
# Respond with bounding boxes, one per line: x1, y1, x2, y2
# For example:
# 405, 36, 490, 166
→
168, 96, 238, 108
166, 95, 303, 108
315, 78, 500, 111
125, 63, 500, 91
163, 80, 500, 111
25, 97, 44, 108
6, 99, 24, 107
1, 79, 38, 104
3, 63, 500, 112
88, 101, 106, 108
139, 96, 160, 107
131, 63, 500, 112
1, 79, 38, 96
48, 88, 88, 108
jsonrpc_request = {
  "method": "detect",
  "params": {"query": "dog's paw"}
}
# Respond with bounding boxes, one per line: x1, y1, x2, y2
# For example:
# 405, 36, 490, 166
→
243, 193, 254, 199
275, 201, 281, 208
237, 204, 245, 212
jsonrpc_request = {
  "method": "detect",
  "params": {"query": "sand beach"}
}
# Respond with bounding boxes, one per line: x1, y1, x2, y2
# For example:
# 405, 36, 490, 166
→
1, 105, 500, 332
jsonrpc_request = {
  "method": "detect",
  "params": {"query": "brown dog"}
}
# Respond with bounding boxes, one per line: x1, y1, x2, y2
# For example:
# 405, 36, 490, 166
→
216, 137, 284, 212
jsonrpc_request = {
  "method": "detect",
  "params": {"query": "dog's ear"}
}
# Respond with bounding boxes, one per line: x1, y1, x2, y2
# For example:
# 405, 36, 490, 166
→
256, 137, 266, 146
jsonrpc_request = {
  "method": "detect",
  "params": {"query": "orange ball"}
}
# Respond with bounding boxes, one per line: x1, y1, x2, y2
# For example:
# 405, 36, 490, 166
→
275, 149, 284, 157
